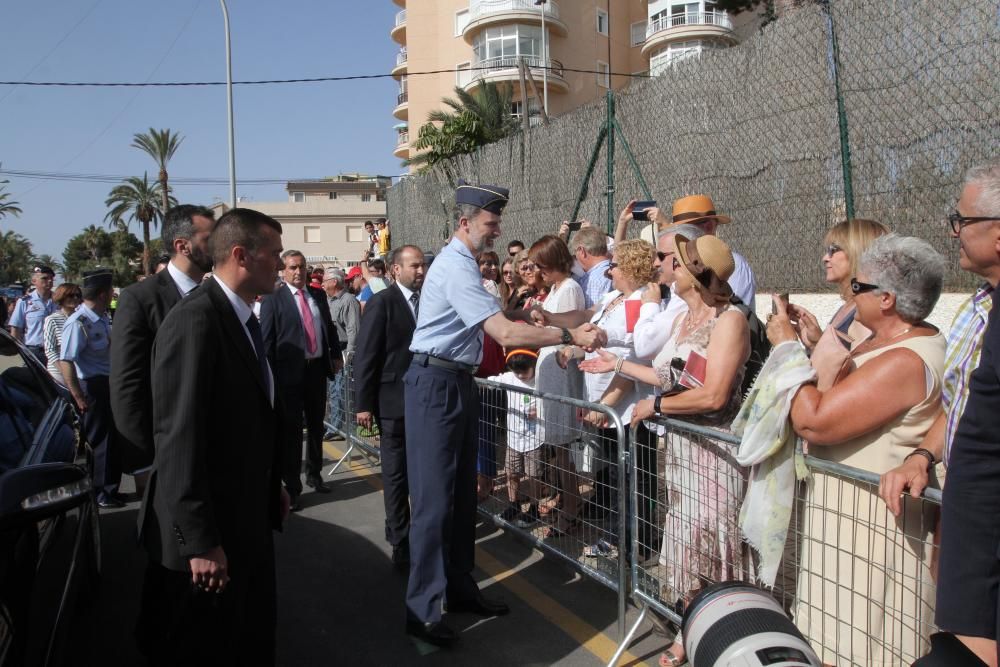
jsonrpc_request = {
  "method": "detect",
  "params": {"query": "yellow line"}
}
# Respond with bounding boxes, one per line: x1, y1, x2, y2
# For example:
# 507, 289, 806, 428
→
322, 442, 647, 666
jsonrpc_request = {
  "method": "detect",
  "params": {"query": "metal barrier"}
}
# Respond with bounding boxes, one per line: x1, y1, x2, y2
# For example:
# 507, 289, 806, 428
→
613, 417, 942, 667
324, 353, 380, 474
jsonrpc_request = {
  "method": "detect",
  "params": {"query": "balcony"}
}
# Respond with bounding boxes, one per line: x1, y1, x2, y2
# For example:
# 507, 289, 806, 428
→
641, 11, 735, 55
394, 131, 410, 159
392, 49, 408, 78
462, 0, 568, 42
390, 9, 406, 43
393, 91, 409, 120
459, 56, 568, 94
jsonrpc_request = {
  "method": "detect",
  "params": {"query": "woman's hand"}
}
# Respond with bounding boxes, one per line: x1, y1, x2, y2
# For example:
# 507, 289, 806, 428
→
617, 199, 637, 227
580, 408, 609, 428
765, 295, 798, 346
641, 282, 661, 305
811, 326, 852, 390
557, 345, 579, 369
787, 303, 822, 349
879, 455, 931, 517
578, 349, 617, 374
558, 221, 570, 240
631, 398, 656, 427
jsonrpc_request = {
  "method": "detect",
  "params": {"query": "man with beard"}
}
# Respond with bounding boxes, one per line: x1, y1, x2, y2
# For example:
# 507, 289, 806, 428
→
111, 205, 217, 485
403, 182, 607, 647
354, 245, 425, 570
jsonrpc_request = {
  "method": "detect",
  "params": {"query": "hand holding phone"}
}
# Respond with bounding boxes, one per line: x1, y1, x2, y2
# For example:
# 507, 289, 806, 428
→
567, 221, 582, 231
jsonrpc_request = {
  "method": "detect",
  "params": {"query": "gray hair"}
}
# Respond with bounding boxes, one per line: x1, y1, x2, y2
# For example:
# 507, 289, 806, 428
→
280, 249, 305, 263
324, 269, 345, 285
859, 234, 945, 323
964, 160, 1000, 216
452, 203, 481, 230
658, 223, 706, 242
573, 226, 607, 256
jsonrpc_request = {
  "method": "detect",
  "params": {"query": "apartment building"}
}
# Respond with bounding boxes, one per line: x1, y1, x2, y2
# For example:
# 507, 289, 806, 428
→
391, 0, 758, 164
211, 175, 390, 266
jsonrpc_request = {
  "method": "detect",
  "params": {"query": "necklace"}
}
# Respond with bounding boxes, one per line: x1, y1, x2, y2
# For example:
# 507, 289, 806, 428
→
681, 307, 715, 336
851, 324, 915, 356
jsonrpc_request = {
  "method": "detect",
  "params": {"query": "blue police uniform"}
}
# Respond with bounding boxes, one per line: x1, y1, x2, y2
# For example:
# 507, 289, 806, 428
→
10, 271, 56, 363
60, 270, 120, 504
404, 184, 507, 633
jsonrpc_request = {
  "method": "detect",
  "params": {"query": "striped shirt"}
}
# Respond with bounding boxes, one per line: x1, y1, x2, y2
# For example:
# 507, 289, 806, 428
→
575, 259, 612, 309
943, 283, 994, 464
42, 311, 68, 385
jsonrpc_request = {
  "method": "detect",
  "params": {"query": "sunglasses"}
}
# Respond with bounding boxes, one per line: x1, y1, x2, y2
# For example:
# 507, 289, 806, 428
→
519, 263, 537, 272
502, 270, 513, 276
671, 257, 681, 270
657, 251, 674, 262
850, 278, 880, 295
825, 243, 844, 257
948, 211, 1000, 234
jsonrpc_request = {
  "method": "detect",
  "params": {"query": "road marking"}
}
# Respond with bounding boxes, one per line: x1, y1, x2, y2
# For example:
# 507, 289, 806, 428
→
322, 442, 647, 666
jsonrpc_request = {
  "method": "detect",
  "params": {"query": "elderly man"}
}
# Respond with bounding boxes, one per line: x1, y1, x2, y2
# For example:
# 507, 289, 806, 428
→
876, 161, 1000, 667
403, 182, 606, 647
9, 264, 56, 364
568, 226, 612, 309
323, 268, 359, 439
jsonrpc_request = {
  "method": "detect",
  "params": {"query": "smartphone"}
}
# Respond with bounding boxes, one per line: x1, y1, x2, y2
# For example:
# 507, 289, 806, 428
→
659, 283, 671, 301
771, 292, 789, 315
567, 221, 582, 231
631, 200, 657, 222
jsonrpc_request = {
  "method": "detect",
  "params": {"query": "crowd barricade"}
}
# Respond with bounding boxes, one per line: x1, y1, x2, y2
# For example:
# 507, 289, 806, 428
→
324, 353, 381, 474
473, 377, 630, 639
611, 417, 942, 667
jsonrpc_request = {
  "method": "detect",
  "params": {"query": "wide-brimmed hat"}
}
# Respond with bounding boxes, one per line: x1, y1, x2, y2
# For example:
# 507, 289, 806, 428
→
675, 234, 734, 303
670, 194, 731, 226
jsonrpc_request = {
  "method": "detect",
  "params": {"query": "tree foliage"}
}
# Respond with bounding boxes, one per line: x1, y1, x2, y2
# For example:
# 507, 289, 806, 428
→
62, 225, 143, 286
0, 164, 23, 221
104, 172, 174, 276
405, 83, 520, 172
0, 230, 33, 285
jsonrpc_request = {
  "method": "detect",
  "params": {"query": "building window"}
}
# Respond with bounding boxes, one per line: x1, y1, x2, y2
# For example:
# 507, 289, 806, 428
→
597, 9, 609, 36
328, 192, 338, 200
361, 194, 372, 202
455, 8, 470, 36
649, 40, 723, 75
347, 226, 364, 243
631, 21, 646, 47
472, 24, 544, 68
376, 192, 387, 202
304, 226, 321, 243
596, 61, 610, 88
292, 192, 305, 203
456, 61, 472, 87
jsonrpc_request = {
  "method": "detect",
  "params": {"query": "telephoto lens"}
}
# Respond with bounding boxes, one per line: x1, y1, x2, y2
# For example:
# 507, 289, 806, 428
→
681, 582, 821, 667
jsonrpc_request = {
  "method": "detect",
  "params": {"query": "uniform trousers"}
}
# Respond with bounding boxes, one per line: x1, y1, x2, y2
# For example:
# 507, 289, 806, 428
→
79, 375, 120, 499
403, 362, 481, 623
26, 345, 46, 366
379, 415, 410, 548
279, 358, 328, 498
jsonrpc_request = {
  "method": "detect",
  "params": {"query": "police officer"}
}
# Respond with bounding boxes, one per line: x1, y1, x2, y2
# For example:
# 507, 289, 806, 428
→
58, 268, 123, 508
9, 264, 57, 364
403, 182, 607, 647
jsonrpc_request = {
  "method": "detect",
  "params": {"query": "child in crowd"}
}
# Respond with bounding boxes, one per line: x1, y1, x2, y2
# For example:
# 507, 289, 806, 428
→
491, 348, 544, 529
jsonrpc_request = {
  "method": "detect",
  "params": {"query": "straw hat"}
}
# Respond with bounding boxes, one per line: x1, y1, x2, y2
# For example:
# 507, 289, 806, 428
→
670, 194, 731, 226
675, 234, 735, 302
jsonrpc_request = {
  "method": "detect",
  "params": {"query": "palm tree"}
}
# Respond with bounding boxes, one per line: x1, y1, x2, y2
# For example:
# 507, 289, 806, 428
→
131, 127, 183, 221
405, 83, 519, 171
104, 173, 175, 275
81, 225, 106, 264
0, 164, 23, 221
30, 253, 65, 277
0, 230, 33, 284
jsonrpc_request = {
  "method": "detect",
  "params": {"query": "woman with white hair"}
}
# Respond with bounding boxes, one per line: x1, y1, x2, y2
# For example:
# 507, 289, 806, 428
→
767, 234, 947, 666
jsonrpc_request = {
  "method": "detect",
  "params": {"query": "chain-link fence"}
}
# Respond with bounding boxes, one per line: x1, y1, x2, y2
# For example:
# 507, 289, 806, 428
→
387, 0, 999, 292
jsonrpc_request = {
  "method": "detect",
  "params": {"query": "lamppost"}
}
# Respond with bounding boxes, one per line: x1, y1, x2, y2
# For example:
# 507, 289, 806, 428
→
220, 0, 236, 208
534, 0, 548, 116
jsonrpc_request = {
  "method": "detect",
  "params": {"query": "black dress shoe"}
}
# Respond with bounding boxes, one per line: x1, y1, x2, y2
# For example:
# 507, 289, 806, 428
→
288, 496, 304, 512
405, 620, 458, 647
306, 477, 330, 493
97, 495, 126, 509
391, 544, 410, 571
445, 592, 510, 617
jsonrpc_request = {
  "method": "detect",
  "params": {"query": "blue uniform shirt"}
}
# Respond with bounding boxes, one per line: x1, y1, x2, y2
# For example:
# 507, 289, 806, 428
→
9, 290, 56, 346
409, 237, 502, 365
60, 304, 111, 378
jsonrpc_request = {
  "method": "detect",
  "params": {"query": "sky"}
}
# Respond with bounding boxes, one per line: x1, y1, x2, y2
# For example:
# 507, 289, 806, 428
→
0, 0, 403, 258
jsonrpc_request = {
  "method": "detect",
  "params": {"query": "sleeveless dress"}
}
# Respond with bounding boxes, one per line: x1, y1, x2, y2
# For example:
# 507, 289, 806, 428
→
792, 333, 945, 667
535, 278, 585, 446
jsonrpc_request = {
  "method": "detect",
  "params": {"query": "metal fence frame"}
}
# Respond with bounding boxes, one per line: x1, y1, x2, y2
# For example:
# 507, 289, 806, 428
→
324, 353, 381, 475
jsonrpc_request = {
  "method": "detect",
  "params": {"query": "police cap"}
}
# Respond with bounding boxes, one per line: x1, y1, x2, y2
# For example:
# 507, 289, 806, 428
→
82, 268, 113, 291
32, 265, 55, 277
456, 180, 509, 215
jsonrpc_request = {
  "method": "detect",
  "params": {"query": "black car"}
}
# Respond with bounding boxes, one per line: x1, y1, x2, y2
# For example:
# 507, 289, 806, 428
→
0, 328, 100, 665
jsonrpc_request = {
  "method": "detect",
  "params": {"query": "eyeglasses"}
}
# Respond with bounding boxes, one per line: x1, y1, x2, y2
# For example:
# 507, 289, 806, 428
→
671, 257, 681, 270
502, 270, 513, 276
949, 211, 1000, 234
850, 278, 880, 295
824, 243, 844, 257
519, 263, 537, 272
657, 251, 674, 262
607, 262, 619, 271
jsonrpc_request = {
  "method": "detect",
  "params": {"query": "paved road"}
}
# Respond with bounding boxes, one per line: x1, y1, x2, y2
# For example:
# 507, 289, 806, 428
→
84, 441, 665, 666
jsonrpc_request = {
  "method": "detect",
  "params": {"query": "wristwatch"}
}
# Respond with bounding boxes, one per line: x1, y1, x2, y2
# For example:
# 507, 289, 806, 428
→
560, 327, 573, 345
653, 395, 664, 415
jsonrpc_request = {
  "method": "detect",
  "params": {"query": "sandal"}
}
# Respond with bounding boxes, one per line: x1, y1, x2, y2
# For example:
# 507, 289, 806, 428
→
659, 640, 686, 666
538, 495, 561, 517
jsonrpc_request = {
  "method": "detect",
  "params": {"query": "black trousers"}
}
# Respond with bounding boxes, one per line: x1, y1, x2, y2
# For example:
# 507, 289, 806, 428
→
634, 422, 660, 560
135, 546, 276, 666
79, 375, 120, 498
379, 415, 410, 548
279, 359, 328, 498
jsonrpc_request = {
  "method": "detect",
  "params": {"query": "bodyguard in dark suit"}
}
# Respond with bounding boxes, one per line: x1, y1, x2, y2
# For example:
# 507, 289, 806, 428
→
260, 250, 341, 506
110, 204, 216, 476
354, 245, 425, 569
136, 208, 290, 666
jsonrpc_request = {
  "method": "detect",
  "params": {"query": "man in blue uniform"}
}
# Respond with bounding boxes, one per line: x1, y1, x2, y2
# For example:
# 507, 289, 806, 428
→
59, 268, 123, 508
9, 264, 57, 364
403, 182, 607, 647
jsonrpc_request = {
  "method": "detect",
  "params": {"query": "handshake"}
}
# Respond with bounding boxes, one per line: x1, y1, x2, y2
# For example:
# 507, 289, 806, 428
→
528, 307, 607, 351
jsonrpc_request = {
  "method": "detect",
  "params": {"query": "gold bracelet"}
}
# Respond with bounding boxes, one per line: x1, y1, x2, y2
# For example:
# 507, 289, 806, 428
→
614, 356, 624, 375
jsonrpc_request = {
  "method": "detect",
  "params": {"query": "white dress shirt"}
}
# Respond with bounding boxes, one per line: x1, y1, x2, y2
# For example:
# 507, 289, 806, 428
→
633, 286, 689, 360
167, 260, 200, 297
215, 276, 274, 406
396, 282, 418, 322
286, 283, 325, 360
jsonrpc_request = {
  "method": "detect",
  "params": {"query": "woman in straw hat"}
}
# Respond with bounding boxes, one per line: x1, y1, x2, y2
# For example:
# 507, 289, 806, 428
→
581, 233, 751, 667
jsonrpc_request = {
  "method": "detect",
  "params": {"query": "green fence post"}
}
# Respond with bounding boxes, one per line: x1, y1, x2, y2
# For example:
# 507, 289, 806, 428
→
824, 0, 856, 220
612, 117, 653, 201
606, 90, 616, 237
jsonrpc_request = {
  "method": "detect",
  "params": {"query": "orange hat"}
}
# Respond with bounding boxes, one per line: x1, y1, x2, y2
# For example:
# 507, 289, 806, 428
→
669, 194, 731, 226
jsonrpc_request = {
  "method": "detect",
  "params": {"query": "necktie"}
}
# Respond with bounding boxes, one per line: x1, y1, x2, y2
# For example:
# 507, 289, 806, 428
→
410, 292, 419, 320
245, 314, 272, 402
297, 289, 318, 355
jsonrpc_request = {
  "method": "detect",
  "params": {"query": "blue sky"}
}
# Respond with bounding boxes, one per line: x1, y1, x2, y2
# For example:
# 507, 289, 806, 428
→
0, 0, 402, 258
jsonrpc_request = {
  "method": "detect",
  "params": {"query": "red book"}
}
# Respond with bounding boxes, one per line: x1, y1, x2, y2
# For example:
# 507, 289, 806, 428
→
679, 350, 708, 389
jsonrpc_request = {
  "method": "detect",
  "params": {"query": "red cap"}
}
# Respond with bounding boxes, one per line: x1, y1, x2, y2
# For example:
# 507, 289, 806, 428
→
346, 266, 363, 280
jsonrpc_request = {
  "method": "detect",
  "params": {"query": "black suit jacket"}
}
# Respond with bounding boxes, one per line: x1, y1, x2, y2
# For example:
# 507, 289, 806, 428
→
138, 278, 283, 572
353, 284, 416, 420
259, 284, 340, 389
110, 268, 185, 472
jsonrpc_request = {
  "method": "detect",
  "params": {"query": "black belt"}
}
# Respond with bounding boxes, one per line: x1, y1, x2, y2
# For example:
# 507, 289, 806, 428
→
411, 353, 478, 375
